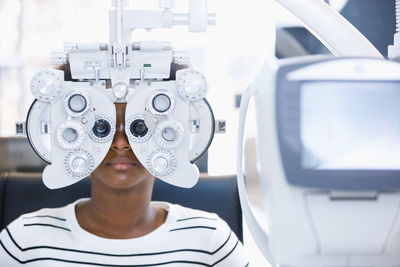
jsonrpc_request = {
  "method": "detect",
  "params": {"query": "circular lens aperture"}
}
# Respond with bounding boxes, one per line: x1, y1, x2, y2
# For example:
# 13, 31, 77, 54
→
130, 119, 148, 137
92, 119, 111, 138
57, 121, 85, 149
68, 94, 87, 113
63, 128, 78, 143
162, 127, 176, 141
152, 93, 171, 113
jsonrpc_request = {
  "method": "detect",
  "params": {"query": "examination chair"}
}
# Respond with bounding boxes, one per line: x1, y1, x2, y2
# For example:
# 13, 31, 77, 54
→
0, 172, 243, 241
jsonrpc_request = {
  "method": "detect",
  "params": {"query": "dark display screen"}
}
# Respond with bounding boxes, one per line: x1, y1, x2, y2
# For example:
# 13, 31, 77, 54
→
300, 81, 400, 170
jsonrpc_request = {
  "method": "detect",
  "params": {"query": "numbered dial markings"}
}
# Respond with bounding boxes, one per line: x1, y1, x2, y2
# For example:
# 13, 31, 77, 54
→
31, 69, 63, 102
125, 114, 152, 143
89, 115, 116, 143
56, 121, 85, 149
154, 120, 184, 149
146, 149, 177, 177
64, 149, 95, 179
177, 69, 208, 101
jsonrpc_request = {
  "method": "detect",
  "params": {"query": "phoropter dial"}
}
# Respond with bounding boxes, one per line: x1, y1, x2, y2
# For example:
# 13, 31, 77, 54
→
64, 149, 95, 179
149, 90, 175, 116
146, 149, 177, 177
176, 69, 208, 101
89, 115, 116, 143
154, 120, 184, 149
64, 91, 91, 117
30, 69, 64, 103
56, 121, 85, 149
125, 114, 152, 143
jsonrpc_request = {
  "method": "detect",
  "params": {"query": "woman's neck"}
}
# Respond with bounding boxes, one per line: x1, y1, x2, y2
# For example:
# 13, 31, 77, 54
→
75, 177, 167, 239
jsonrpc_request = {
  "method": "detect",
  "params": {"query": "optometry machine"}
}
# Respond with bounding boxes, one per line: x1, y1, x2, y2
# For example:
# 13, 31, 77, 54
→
22, 0, 216, 189
237, 0, 400, 266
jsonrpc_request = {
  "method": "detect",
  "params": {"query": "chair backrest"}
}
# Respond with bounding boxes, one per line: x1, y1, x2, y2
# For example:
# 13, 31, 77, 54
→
0, 172, 242, 241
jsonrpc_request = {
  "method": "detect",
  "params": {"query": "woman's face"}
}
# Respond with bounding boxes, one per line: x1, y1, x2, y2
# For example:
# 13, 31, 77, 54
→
91, 103, 153, 189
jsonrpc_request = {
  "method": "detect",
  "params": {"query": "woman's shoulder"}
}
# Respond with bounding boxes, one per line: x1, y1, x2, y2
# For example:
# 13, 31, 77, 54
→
159, 202, 248, 266
1, 202, 76, 246
157, 201, 230, 233
0, 202, 77, 265
158, 202, 239, 249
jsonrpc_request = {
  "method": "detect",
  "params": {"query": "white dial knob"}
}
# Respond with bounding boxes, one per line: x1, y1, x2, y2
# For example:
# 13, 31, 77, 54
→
147, 149, 177, 177
176, 69, 208, 101
31, 69, 64, 103
64, 149, 95, 179
154, 120, 184, 149
112, 83, 128, 99
71, 156, 88, 173
152, 156, 169, 173
56, 121, 85, 149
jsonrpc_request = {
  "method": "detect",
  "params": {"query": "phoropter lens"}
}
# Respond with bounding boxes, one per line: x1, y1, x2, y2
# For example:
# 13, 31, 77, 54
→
130, 119, 148, 137
63, 128, 78, 143
162, 127, 176, 141
92, 119, 111, 138
152, 93, 171, 113
68, 94, 87, 113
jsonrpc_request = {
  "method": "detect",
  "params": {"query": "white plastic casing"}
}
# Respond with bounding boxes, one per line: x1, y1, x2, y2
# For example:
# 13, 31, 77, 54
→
41, 81, 116, 189
125, 80, 199, 188
51, 50, 68, 65
237, 58, 400, 267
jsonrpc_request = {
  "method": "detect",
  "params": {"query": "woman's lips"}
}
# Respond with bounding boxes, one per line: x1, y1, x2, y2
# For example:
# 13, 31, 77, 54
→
107, 157, 137, 171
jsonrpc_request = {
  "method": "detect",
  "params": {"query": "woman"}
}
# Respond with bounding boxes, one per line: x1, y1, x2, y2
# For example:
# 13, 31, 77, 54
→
0, 93, 248, 266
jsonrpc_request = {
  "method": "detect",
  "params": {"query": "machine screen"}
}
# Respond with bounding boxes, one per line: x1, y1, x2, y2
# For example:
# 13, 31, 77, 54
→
300, 81, 400, 170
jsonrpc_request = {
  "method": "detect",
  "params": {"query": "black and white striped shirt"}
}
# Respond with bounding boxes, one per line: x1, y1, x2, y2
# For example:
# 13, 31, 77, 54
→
0, 200, 248, 266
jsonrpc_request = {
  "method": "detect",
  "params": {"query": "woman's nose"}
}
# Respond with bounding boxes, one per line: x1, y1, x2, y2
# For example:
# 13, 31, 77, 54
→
111, 123, 131, 151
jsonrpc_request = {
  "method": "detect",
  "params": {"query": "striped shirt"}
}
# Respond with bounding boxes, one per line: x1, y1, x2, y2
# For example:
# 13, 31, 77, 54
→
0, 200, 248, 266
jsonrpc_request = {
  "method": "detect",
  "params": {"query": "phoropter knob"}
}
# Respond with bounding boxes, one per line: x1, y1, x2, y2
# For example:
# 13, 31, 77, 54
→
147, 149, 177, 177
64, 149, 95, 179
176, 69, 208, 102
30, 69, 64, 103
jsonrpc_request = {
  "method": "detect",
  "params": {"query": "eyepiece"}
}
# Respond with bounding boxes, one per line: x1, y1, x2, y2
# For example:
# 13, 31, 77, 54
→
130, 119, 148, 137
92, 119, 111, 138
